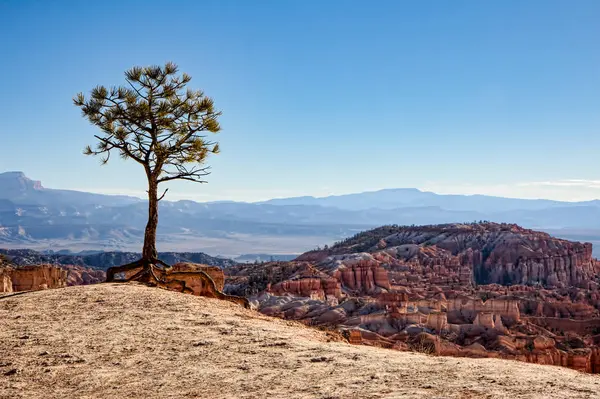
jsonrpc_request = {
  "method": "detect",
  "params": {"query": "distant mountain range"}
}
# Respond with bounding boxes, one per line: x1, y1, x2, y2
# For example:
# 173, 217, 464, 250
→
0, 248, 235, 269
1, 171, 600, 257
261, 189, 600, 213
0, 171, 141, 207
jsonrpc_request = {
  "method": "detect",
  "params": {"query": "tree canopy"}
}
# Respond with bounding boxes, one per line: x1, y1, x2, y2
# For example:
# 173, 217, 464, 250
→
74, 62, 221, 187
74, 62, 222, 265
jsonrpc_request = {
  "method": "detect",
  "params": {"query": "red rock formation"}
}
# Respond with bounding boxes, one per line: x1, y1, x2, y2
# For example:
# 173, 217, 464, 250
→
0, 264, 67, 292
446, 296, 521, 324
592, 348, 600, 373
525, 317, 600, 335
348, 329, 362, 344
171, 262, 225, 291
319, 255, 391, 294
225, 223, 600, 374
425, 312, 448, 332
335, 261, 390, 293
62, 265, 106, 286
377, 223, 598, 288
269, 277, 342, 299
0, 268, 13, 293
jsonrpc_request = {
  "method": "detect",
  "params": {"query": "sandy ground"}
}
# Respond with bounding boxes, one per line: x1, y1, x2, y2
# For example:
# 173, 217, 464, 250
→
1, 284, 599, 399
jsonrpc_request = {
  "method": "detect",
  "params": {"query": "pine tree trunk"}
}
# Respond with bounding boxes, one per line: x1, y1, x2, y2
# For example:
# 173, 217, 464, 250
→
142, 178, 159, 262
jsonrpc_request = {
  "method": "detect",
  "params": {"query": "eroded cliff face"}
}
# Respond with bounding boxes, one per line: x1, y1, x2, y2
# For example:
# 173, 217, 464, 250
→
269, 278, 341, 300
318, 254, 391, 294
0, 268, 13, 293
374, 224, 598, 288
0, 264, 108, 293
63, 265, 106, 286
478, 241, 596, 288
226, 223, 600, 374
0, 265, 67, 292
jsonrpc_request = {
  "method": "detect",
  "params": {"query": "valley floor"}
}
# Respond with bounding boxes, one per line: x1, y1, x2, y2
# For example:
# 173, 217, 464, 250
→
1, 284, 599, 399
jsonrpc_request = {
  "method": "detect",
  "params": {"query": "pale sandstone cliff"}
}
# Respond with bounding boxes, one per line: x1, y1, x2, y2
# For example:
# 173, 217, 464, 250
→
0, 264, 67, 292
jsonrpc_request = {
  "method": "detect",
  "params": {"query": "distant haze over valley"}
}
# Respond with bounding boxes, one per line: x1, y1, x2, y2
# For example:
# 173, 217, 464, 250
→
2, 171, 600, 257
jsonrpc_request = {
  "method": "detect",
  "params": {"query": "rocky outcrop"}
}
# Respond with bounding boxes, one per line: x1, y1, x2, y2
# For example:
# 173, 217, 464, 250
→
317, 223, 599, 289
269, 277, 342, 300
389, 224, 597, 288
525, 317, 600, 335
107, 262, 249, 308
0, 268, 12, 293
319, 254, 390, 294
171, 262, 225, 291
0, 265, 67, 292
479, 241, 596, 288
10, 265, 68, 291
593, 348, 600, 373
425, 312, 448, 332
63, 265, 106, 286
447, 296, 521, 324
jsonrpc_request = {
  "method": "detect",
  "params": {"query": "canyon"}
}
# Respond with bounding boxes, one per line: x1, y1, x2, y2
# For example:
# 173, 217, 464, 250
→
225, 222, 600, 373
4, 221, 600, 374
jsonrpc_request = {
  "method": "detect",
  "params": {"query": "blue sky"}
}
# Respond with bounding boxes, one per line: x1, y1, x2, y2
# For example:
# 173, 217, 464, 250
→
1, 0, 599, 202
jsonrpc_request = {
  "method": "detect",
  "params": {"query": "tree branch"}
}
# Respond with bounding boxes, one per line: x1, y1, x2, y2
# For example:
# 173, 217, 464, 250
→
126, 79, 149, 101
157, 188, 169, 201
157, 165, 210, 183
93, 135, 145, 164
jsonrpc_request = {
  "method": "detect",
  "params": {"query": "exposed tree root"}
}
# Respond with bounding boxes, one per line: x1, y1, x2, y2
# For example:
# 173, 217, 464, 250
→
105, 259, 147, 282
106, 259, 249, 308
0, 290, 33, 301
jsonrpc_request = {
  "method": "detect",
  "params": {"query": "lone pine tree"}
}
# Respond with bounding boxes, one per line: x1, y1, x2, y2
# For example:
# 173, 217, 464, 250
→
74, 62, 221, 275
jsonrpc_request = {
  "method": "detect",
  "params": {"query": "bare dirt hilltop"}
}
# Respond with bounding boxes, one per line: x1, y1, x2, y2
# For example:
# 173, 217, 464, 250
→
1, 284, 599, 399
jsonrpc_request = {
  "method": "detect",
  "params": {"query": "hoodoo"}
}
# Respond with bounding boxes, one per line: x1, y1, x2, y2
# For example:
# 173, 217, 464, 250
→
226, 223, 600, 373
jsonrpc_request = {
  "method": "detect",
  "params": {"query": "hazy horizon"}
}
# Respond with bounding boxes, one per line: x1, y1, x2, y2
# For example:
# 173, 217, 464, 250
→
4, 169, 600, 203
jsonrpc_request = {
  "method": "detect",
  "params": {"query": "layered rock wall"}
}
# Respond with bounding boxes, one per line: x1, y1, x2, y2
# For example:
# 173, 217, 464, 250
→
65, 266, 106, 286
479, 242, 597, 288
525, 317, 600, 335
374, 223, 598, 288
269, 278, 342, 299
319, 255, 391, 294
447, 297, 521, 323
0, 268, 13, 293
334, 263, 390, 293
2, 265, 67, 292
